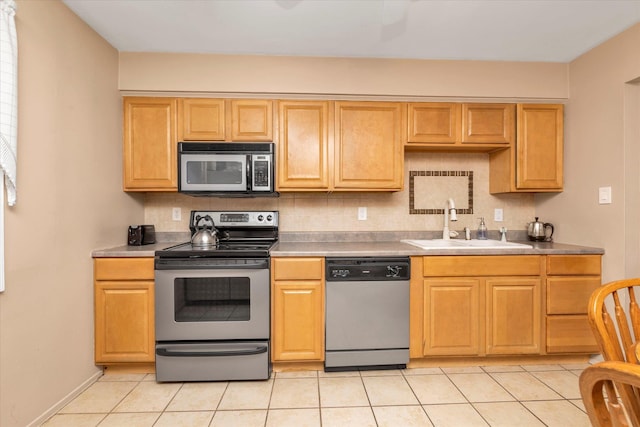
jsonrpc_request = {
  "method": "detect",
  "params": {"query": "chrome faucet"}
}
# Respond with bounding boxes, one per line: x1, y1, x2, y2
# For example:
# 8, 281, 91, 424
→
442, 198, 458, 240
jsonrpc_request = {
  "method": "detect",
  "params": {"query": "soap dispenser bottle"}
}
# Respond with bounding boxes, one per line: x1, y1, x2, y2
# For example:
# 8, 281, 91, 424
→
477, 217, 488, 240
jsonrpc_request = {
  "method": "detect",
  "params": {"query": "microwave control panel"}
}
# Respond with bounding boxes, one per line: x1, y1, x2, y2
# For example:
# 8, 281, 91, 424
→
252, 154, 272, 191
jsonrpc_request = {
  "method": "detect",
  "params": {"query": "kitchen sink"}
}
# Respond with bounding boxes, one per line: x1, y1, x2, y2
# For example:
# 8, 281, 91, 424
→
402, 239, 533, 250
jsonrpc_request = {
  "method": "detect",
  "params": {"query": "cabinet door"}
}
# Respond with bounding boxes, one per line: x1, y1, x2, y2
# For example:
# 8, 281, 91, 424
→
95, 280, 155, 363
334, 101, 404, 190
516, 104, 563, 190
407, 103, 460, 144
277, 101, 330, 190
272, 281, 324, 361
123, 97, 177, 191
228, 99, 273, 141
178, 98, 225, 141
486, 278, 541, 355
423, 279, 482, 356
462, 104, 514, 144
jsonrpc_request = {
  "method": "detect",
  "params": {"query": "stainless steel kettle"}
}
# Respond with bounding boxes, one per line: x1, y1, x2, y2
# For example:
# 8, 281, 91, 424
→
527, 217, 554, 242
191, 215, 218, 248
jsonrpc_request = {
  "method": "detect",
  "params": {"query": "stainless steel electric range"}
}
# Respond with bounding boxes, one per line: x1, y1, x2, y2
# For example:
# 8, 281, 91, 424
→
154, 210, 278, 382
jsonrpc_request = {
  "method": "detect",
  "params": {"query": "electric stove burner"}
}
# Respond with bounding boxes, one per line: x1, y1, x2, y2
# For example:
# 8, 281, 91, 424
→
161, 241, 275, 256
155, 210, 278, 260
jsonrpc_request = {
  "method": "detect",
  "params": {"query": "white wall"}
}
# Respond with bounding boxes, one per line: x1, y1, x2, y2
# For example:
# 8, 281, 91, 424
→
537, 23, 640, 282
0, 1, 144, 426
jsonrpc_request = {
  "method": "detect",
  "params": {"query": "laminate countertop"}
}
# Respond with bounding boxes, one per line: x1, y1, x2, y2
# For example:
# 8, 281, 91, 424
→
269, 240, 604, 257
92, 240, 604, 258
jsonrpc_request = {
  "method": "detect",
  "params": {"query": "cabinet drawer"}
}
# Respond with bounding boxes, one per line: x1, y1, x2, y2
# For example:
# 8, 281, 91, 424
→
547, 315, 598, 353
547, 277, 601, 314
94, 258, 154, 280
423, 256, 540, 277
273, 258, 324, 280
547, 255, 601, 275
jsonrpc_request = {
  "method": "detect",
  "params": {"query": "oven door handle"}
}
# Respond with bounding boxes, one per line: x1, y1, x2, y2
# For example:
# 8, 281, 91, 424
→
156, 345, 268, 358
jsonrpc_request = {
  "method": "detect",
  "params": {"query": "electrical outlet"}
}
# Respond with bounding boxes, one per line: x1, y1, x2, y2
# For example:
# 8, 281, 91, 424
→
358, 207, 367, 221
599, 186, 612, 204
494, 208, 504, 222
172, 207, 182, 221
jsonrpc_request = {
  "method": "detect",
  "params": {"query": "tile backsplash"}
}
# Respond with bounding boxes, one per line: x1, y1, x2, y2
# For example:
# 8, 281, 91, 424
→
144, 152, 535, 233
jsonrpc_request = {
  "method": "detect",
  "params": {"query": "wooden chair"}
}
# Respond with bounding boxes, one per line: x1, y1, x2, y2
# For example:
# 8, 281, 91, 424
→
587, 278, 640, 425
580, 361, 640, 427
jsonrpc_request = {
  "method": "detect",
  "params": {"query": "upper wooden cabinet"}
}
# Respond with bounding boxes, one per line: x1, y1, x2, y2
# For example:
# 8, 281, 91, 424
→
123, 97, 178, 191
490, 104, 564, 193
407, 102, 460, 144
277, 100, 404, 192
123, 97, 274, 192
277, 100, 331, 190
462, 103, 515, 144
179, 98, 273, 142
334, 101, 404, 190
178, 98, 225, 141
228, 99, 273, 141
406, 103, 514, 151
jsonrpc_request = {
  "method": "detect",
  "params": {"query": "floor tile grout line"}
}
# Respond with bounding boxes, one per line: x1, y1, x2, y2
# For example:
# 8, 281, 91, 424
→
442, 370, 497, 426
486, 370, 564, 401
108, 374, 145, 416
49, 365, 592, 426
400, 369, 437, 426
316, 373, 324, 427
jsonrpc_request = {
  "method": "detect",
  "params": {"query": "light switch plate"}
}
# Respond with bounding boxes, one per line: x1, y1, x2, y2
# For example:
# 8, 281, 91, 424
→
599, 187, 612, 204
494, 208, 503, 222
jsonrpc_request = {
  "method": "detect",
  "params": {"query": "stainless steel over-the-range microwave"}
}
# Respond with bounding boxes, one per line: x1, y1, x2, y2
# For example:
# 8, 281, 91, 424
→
178, 142, 277, 197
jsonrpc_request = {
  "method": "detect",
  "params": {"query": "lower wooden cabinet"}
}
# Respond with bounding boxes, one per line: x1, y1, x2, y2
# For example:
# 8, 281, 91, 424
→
271, 257, 325, 362
418, 256, 543, 357
422, 272, 541, 357
545, 255, 601, 353
94, 258, 155, 364
413, 254, 600, 359
92, 253, 599, 369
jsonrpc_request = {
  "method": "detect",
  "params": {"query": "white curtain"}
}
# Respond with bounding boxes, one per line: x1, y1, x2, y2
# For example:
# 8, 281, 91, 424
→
0, 0, 18, 293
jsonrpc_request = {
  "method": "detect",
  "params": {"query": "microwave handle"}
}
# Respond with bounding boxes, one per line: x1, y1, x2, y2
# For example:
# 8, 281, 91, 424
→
246, 154, 252, 191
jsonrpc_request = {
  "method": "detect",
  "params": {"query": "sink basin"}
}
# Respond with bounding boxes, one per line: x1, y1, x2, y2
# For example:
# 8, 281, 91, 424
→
402, 239, 532, 250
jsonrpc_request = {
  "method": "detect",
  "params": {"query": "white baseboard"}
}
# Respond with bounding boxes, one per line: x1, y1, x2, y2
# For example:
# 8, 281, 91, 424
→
27, 369, 103, 427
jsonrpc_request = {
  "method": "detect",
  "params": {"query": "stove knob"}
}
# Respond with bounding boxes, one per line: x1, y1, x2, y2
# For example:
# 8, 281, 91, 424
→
257, 215, 264, 222
266, 214, 273, 222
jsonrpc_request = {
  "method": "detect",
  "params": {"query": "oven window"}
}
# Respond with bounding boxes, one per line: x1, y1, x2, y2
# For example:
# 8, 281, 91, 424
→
174, 277, 250, 322
186, 160, 244, 185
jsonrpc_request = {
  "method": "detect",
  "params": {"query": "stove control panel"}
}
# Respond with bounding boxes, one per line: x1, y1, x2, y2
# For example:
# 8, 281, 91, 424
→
190, 211, 278, 228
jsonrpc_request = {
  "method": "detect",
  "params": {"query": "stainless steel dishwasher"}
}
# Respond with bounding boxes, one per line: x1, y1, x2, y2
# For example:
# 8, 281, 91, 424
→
325, 257, 410, 371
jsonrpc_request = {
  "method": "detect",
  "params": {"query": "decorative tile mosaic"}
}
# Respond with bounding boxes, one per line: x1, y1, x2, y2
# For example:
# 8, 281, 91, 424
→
409, 170, 473, 215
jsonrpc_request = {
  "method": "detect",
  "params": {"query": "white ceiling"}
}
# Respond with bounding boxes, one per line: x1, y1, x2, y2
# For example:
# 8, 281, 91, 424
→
62, 0, 640, 62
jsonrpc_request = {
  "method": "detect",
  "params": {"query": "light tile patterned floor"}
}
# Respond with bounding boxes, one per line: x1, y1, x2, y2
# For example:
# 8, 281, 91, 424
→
41, 364, 592, 427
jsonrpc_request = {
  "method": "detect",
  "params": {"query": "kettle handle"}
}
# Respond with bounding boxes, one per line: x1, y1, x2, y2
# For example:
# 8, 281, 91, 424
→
195, 214, 215, 230
544, 223, 554, 241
